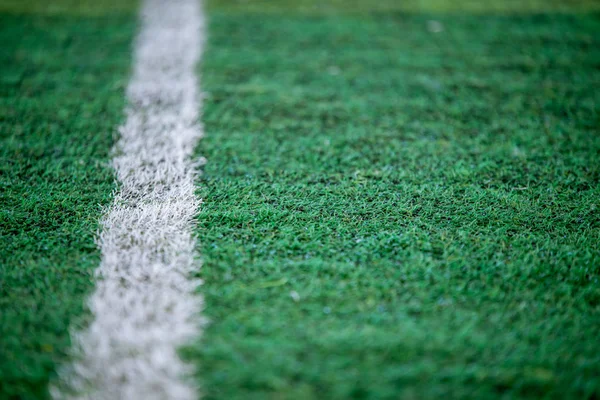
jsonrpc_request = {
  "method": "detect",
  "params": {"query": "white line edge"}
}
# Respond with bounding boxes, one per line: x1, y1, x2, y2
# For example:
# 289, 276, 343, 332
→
52, 0, 206, 398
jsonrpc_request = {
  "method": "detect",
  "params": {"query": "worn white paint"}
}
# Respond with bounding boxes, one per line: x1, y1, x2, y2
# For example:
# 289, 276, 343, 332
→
53, 0, 205, 398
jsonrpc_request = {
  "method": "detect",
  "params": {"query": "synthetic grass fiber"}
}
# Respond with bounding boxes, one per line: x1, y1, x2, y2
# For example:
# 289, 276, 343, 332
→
1, 0, 599, 399
208, 0, 600, 14
0, 2, 137, 398
192, 1, 600, 399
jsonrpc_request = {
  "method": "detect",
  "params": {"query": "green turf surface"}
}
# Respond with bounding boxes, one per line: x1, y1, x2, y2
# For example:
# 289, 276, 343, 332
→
0, 4, 137, 398
193, 2, 600, 399
208, 0, 600, 14
0, 0, 138, 16
1, 0, 599, 399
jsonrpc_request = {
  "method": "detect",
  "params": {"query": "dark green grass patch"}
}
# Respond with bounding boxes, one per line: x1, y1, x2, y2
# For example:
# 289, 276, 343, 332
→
0, 7, 136, 399
193, 3, 600, 400
0, 0, 138, 16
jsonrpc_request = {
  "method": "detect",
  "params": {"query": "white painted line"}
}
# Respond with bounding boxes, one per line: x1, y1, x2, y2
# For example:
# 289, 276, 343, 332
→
53, 0, 205, 398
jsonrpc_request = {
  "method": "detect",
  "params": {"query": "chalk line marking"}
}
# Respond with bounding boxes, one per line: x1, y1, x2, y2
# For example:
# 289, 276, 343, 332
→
53, 0, 205, 398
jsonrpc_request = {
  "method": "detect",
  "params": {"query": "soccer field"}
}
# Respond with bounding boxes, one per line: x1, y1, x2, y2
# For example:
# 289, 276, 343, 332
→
1, 0, 599, 399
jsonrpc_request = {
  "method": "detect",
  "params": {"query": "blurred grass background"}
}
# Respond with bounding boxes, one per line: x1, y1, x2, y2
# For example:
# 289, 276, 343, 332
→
208, 0, 600, 13
2, 0, 599, 15
0, 0, 138, 15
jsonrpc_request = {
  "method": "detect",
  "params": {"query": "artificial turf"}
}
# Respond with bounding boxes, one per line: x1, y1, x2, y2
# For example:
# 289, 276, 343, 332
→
1, 0, 599, 399
208, 0, 600, 14
0, 2, 137, 398
192, 1, 600, 399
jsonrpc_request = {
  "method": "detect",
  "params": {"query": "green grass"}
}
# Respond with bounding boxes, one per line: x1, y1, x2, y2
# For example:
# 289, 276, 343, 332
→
192, 2, 600, 399
1, 0, 599, 399
0, 3, 137, 398
208, 0, 600, 14
0, 0, 138, 16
